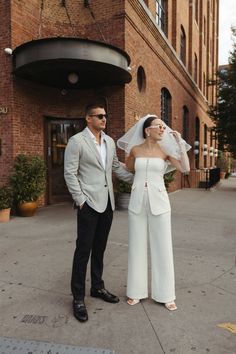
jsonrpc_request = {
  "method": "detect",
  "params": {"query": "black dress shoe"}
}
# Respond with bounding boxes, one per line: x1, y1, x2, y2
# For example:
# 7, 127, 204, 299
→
73, 300, 88, 322
90, 288, 119, 303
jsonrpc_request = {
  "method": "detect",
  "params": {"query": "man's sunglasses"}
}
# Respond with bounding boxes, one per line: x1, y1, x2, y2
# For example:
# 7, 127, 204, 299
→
89, 114, 108, 120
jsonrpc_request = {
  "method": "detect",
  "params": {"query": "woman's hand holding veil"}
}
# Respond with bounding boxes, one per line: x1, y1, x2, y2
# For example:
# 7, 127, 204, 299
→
168, 131, 190, 173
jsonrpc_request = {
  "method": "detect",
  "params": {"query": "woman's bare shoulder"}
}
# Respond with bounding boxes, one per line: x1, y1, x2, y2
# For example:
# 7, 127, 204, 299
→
131, 144, 145, 155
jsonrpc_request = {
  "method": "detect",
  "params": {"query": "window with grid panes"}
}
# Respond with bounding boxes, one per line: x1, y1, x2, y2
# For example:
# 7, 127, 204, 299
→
180, 25, 186, 65
161, 88, 172, 127
156, 0, 167, 35
182, 106, 189, 141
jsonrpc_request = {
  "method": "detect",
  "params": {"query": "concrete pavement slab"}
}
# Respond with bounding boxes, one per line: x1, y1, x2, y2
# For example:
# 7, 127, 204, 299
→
0, 178, 236, 353
0, 337, 115, 354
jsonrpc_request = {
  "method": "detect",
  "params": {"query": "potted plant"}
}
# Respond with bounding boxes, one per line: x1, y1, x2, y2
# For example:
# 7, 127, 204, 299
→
216, 153, 229, 179
115, 180, 131, 210
0, 185, 13, 222
164, 170, 176, 191
10, 154, 46, 216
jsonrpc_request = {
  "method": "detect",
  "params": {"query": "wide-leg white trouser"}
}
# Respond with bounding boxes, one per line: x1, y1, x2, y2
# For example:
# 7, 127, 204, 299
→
127, 190, 175, 303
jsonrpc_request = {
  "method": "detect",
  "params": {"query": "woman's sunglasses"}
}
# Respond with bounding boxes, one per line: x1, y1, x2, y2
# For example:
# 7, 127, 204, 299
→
149, 124, 166, 130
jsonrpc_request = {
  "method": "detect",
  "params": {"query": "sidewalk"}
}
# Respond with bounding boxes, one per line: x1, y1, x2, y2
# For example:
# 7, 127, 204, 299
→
0, 178, 236, 354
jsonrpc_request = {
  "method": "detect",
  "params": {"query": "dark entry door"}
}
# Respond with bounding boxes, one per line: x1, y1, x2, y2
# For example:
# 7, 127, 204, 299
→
46, 118, 86, 204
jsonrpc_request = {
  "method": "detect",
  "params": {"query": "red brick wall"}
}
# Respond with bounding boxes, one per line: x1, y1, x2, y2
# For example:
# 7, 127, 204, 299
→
0, 0, 219, 205
9, 0, 127, 158
11, 80, 125, 157
11, 0, 125, 48
124, 0, 218, 189
0, 0, 14, 184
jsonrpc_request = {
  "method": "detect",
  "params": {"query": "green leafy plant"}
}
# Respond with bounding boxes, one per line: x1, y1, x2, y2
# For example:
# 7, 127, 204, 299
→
164, 170, 176, 190
216, 153, 229, 172
0, 185, 13, 210
115, 180, 132, 194
208, 27, 236, 157
10, 154, 46, 204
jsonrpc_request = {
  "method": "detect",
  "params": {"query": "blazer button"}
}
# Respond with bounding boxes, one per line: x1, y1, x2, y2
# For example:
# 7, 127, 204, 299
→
104, 184, 107, 187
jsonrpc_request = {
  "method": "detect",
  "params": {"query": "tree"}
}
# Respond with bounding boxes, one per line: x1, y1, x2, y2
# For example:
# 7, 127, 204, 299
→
209, 26, 236, 157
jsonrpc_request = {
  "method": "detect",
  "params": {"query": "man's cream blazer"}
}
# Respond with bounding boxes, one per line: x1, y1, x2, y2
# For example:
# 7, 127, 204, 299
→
64, 128, 133, 212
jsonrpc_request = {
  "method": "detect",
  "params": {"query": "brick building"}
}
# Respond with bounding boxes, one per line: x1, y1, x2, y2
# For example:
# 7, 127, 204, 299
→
0, 0, 219, 205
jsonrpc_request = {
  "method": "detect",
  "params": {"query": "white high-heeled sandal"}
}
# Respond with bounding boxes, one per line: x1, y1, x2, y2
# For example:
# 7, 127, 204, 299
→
127, 298, 140, 306
165, 302, 177, 311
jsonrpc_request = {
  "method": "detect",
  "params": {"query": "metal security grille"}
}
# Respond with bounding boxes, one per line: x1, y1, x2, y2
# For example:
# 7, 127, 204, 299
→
0, 337, 115, 354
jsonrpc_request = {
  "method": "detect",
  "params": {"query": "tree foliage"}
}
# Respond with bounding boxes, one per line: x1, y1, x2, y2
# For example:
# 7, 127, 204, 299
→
209, 26, 236, 157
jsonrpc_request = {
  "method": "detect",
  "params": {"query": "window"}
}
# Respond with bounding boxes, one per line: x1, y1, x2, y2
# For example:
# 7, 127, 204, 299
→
195, 117, 200, 169
204, 124, 208, 167
182, 106, 189, 141
194, 53, 198, 83
203, 72, 206, 96
204, 124, 207, 144
161, 88, 172, 126
195, 0, 199, 23
137, 66, 146, 93
180, 25, 186, 65
210, 39, 212, 62
156, 0, 168, 35
203, 17, 206, 45
210, 129, 213, 166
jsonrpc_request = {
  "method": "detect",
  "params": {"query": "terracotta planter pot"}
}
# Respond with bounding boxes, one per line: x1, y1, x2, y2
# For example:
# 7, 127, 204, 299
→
0, 208, 11, 222
17, 201, 37, 217
220, 171, 226, 179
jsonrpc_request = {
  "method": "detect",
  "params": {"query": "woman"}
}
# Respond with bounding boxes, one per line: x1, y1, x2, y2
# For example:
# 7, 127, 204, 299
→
117, 114, 191, 310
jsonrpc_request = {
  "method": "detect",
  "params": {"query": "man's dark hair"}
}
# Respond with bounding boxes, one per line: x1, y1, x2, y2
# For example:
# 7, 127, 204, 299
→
142, 116, 158, 138
85, 103, 105, 116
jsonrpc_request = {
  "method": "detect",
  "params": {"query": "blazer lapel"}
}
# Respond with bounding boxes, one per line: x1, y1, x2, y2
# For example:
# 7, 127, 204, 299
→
82, 129, 104, 168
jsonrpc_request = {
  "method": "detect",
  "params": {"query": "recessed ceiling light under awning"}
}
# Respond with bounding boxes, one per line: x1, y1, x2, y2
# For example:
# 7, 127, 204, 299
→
12, 37, 132, 89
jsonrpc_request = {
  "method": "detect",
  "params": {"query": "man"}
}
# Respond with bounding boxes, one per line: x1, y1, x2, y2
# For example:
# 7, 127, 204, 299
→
64, 103, 133, 322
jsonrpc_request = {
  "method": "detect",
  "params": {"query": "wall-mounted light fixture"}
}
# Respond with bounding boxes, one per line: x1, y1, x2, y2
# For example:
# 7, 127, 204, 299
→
194, 149, 199, 155
209, 146, 214, 157
194, 141, 199, 147
68, 72, 79, 84
4, 48, 12, 55
202, 144, 208, 156
61, 89, 67, 96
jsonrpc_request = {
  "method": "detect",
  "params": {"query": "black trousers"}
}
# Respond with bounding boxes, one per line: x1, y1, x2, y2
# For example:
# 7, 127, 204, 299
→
71, 200, 113, 300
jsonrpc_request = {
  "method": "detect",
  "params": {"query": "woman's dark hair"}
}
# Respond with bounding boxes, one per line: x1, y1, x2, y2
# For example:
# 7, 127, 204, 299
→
142, 116, 158, 138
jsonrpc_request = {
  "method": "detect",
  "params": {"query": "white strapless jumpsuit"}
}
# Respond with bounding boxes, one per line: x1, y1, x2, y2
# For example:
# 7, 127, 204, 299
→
127, 158, 175, 303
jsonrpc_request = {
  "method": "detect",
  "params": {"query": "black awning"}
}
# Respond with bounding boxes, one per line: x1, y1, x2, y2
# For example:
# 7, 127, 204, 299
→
12, 37, 132, 89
